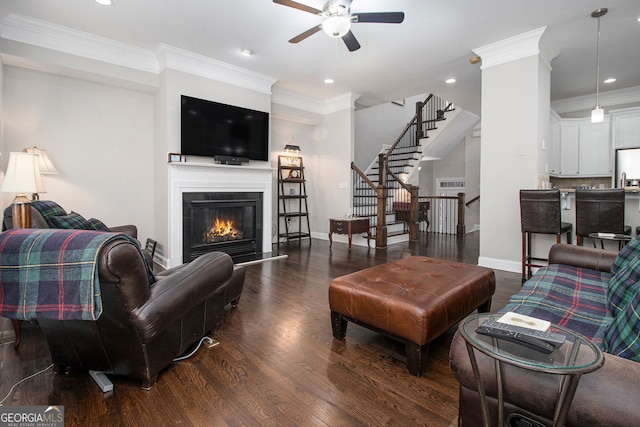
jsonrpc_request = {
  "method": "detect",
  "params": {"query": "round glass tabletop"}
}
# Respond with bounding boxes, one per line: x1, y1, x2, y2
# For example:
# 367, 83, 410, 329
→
459, 313, 604, 374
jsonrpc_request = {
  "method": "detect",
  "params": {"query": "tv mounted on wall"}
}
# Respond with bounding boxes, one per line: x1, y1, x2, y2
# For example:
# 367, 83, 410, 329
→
181, 95, 269, 163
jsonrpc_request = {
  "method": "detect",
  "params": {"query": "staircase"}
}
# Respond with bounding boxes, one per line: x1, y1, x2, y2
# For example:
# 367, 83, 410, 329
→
351, 94, 454, 247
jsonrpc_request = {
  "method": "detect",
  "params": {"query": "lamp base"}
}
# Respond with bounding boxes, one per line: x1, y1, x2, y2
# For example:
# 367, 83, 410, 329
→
11, 195, 32, 228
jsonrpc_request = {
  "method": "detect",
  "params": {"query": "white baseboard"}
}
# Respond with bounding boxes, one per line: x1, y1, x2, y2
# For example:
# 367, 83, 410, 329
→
477, 256, 521, 273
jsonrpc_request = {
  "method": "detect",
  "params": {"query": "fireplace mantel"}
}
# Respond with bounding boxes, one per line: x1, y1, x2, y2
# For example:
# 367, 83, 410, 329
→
168, 161, 274, 267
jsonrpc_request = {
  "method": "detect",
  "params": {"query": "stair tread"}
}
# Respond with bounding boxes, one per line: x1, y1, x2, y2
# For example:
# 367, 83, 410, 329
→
369, 230, 409, 239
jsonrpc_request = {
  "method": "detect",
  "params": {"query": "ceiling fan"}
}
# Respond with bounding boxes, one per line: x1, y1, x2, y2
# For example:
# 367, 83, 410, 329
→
273, 0, 404, 52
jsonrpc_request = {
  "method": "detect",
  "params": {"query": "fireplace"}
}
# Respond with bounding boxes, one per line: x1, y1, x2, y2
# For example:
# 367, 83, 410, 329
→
183, 192, 263, 262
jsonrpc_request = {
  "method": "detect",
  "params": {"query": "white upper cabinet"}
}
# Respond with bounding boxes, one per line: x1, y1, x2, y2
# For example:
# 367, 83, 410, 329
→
611, 107, 640, 149
579, 121, 611, 176
559, 121, 580, 176
551, 117, 611, 177
548, 113, 561, 175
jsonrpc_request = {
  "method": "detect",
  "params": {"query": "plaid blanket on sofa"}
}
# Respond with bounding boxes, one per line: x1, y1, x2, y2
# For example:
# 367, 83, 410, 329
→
500, 264, 613, 349
0, 228, 129, 321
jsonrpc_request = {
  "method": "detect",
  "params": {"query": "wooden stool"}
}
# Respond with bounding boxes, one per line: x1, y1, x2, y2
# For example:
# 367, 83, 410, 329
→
520, 189, 572, 283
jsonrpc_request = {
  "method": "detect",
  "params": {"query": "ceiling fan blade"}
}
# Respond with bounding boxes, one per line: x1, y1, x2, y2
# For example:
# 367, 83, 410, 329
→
342, 31, 361, 52
289, 25, 322, 44
273, 0, 322, 16
353, 12, 405, 24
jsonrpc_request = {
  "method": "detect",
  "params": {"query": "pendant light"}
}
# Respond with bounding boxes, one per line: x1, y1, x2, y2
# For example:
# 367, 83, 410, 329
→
591, 8, 607, 123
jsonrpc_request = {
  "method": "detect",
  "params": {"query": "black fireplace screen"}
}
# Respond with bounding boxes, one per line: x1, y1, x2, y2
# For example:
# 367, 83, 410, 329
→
183, 192, 263, 262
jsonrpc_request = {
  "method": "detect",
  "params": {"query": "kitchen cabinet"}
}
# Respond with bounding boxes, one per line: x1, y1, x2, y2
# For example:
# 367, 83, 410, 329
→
552, 118, 610, 177
548, 113, 561, 175
611, 107, 640, 149
559, 122, 580, 176
579, 121, 611, 176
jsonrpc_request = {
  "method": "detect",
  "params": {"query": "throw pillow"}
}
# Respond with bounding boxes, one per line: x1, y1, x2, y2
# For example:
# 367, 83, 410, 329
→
87, 218, 110, 232
30, 200, 67, 227
51, 211, 92, 230
607, 249, 640, 316
605, 288, 640, 362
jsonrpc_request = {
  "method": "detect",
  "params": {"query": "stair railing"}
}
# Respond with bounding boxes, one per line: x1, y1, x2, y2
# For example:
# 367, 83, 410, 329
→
351, 94, 456, 247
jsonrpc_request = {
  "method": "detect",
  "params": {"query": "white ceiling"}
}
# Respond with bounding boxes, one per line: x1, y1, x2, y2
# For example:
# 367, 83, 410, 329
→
1, 0, 639, 114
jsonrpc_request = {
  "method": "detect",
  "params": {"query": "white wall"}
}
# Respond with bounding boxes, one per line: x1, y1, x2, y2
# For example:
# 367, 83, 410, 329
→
309, 107, 355, 234
2, 66, 155, 243
433, 141, 466, 187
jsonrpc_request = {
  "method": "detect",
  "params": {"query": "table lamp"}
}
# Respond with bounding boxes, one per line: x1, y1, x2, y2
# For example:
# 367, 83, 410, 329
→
24, 146, 58, 200
0, 152, 45, 228
284, 143, 301, 166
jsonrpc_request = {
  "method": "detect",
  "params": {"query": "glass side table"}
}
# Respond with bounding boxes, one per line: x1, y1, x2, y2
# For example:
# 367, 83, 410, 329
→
459, 313, 604, 427
587, 232, 632, 250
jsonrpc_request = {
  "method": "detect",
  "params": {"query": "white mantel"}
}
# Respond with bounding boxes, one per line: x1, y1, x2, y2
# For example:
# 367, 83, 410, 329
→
168, 161, 274, 268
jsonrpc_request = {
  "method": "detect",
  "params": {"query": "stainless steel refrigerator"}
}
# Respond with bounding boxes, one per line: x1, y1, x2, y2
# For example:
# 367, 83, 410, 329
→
615, 147, 640, 187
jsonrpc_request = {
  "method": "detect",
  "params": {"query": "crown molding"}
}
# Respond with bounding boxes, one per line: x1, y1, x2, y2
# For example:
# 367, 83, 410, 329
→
551, 85, 640, 114
272, 88, 360, 115
473, 27, 558, 71
155, 44, 277, 95
0, 14, 159, 73
0, 14, 278, 95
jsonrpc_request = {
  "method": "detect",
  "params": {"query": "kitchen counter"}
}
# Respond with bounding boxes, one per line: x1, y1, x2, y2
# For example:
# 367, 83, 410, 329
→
557, 187, 640, 193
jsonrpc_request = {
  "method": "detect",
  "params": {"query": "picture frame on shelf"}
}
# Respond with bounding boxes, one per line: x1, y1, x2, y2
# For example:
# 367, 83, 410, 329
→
168, 153, 184, 163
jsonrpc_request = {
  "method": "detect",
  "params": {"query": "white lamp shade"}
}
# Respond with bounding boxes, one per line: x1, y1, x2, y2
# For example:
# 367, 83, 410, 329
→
24, 147, 58, 174
0, 152, 45, 194
322, 16, 351, 38
591, 107, 604, 123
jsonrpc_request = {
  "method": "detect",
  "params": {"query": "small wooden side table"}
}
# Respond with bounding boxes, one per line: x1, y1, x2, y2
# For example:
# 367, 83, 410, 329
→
329, 217, 370, 249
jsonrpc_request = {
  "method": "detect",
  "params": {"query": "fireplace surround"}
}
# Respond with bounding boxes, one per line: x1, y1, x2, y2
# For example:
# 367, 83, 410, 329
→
168, 162, 273, 268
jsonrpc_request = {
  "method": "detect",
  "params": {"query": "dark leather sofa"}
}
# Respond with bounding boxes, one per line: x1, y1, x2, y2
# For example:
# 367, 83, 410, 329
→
449, 244, 640, 426
37, 236, 245, 389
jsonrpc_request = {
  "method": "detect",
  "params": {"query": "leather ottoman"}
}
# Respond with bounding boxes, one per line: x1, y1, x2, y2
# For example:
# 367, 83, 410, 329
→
329, 256, 495, 376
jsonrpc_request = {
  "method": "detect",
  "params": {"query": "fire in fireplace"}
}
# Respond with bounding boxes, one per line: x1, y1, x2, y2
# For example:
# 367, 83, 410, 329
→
204, 217, 243, 243
183, 192, 263, 262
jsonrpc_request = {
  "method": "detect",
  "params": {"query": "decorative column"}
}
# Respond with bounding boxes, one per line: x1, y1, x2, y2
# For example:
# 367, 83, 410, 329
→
474, 27, 559, 272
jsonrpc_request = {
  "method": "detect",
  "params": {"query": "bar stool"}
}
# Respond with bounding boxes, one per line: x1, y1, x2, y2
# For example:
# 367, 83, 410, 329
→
575, 188, 631, 248
520, 189, 572, 283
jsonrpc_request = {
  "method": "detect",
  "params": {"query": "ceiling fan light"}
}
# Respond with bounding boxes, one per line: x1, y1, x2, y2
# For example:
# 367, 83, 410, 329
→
322, 16, 351, 38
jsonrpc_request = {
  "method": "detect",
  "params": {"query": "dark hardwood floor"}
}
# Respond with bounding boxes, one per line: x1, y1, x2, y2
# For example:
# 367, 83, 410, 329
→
0, 231, 521, 426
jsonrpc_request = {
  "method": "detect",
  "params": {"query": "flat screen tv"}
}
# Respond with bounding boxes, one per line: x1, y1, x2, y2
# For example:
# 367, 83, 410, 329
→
181, 95, 269, 162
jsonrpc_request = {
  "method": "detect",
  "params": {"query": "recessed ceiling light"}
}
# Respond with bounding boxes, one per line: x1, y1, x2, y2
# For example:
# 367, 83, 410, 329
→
604, 77, 617, 84
241, 49, 253, 57
94, 0, 112, 5
324, 78, 334, 84
445, 78, 456, 84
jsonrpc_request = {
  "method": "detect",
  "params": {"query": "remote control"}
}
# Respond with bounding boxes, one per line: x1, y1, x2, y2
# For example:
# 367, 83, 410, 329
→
480, 319, 566, 347
476, 325, 556, 354
89, 370, 113, 393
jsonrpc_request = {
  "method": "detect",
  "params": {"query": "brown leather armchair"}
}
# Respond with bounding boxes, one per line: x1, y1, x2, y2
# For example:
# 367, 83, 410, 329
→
37, 237, 245, 389
2, 201, 138, 238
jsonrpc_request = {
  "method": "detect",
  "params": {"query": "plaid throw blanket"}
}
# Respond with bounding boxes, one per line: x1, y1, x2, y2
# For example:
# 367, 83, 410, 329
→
0, 229, 129, 321
500, 264, 613, 350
